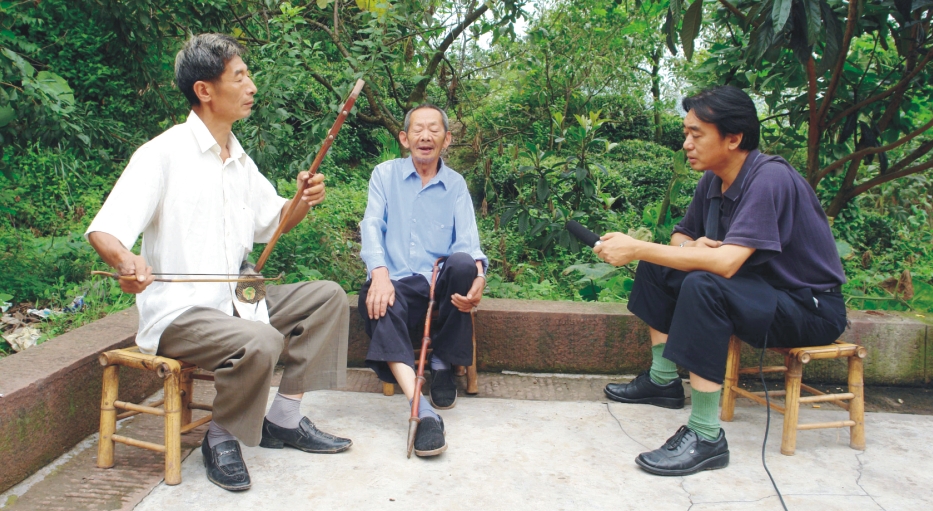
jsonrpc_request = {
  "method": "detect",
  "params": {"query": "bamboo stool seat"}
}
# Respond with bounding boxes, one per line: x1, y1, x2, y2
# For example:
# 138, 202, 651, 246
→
382, 309, 479, 397
720, 336, 866, 455
97, 346, 214, 485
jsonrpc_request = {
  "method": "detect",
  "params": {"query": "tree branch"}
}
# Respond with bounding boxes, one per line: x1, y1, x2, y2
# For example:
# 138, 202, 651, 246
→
848, 157, 933, 198
818, 116, 933, 180
406, 4, 489, 106
716, 0, 752, 27
816, 0, 859, 122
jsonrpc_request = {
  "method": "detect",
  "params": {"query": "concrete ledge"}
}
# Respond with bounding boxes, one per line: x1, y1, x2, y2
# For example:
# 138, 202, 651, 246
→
0, 307, 162, 494
349, 300, 930, 385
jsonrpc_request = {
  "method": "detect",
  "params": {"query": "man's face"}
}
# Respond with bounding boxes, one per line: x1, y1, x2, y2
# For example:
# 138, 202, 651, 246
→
399, 108, 451, 166
682, 109, 741, 172
207, 55, 256, 123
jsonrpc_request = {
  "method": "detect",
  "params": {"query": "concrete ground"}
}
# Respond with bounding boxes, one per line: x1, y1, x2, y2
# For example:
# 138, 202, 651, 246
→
2, 370, 931, 511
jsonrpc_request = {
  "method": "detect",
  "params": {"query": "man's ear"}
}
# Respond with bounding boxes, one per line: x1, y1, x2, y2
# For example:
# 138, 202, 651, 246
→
442, 131, 452, 149
727, 132, 743, 151
398, 129, 411, 150
192, 80, 213, 105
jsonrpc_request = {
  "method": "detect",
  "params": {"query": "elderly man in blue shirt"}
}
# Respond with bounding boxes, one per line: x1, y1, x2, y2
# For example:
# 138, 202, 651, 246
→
359, 104, 487, 457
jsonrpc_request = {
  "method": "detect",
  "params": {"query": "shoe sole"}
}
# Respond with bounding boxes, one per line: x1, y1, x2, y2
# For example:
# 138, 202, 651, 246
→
414, 442, 448, 457
634, 451, 730, 476
259, 436, 353, 454
603, 389, 685, 409
429, 394, 457, 410
202, 453, 251, 491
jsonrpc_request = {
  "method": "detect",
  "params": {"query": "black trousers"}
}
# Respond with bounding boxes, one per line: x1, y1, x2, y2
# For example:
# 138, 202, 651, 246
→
358, 252, 477, 384
627, 261, 847, 384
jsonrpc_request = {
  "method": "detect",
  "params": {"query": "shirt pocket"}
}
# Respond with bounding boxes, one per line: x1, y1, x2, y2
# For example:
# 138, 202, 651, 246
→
423, 219, 454, 256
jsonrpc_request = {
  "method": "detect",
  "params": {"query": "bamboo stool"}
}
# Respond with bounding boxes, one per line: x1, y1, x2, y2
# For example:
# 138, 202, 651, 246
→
97, 346, 214, 485
382, 309, 479, 396
720, 336, 867, 455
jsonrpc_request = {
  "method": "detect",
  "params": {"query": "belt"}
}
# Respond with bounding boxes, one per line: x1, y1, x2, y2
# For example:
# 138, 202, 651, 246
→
818, 286, 842, 294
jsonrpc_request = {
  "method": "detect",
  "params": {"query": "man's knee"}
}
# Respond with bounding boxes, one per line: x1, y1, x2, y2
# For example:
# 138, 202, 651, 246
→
680, 270, 724, 296
243, 323, 285, 364
316, 279, 349, 307
444, 252, 476, 277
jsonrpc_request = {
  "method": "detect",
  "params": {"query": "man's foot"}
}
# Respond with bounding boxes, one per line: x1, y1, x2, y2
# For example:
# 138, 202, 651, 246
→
430, 368, 457, 410
604, 371, 685, 409
201, 433, 251, 491
635, 426, 729, 476
259, 417, 352, 453
413, 416, 447, 457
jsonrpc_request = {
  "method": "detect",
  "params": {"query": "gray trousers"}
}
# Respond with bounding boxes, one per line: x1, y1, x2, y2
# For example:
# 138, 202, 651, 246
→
158, 281, 349, 446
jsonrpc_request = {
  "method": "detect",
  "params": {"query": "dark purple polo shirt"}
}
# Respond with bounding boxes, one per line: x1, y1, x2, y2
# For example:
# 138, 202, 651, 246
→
673, 150, 846, 291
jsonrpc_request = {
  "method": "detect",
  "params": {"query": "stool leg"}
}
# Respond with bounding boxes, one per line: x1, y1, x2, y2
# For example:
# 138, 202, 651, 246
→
466, 311, 478, 395
180, 369, 194, 427
163, 371, 182, 485
382, 382, 395, 396
97, 365, 119, 469
781, 358, 803, 456
848, 355, 866, 450
720, 336, 742, 422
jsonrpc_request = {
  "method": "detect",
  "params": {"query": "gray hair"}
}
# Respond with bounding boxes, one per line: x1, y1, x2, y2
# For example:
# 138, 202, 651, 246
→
402, 104, 449, 132
174, 34, 246, 106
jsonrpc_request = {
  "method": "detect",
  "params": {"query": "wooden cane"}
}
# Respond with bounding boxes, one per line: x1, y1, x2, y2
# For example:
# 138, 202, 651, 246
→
407, 257, 443, 458
252, 78, 366, 274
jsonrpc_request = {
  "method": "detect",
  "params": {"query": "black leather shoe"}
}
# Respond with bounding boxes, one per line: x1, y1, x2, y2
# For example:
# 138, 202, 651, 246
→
430, 368, 457, 410
259, 417, 352, 453
604, 371, 685, 409
413, 416, 447, 457
201, 433, 251, 491
635, 426, 729, 476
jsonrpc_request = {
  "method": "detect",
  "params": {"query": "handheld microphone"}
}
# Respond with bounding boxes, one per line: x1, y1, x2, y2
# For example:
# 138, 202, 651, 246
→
565, 220, 602, 247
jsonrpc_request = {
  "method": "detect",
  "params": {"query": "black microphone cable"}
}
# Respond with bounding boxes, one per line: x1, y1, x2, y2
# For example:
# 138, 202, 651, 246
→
759, 332, 788, 511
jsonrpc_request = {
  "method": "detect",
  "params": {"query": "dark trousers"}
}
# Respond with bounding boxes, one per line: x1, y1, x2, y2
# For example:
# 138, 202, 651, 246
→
358, 252, 477, 384
627, 261, 847, 384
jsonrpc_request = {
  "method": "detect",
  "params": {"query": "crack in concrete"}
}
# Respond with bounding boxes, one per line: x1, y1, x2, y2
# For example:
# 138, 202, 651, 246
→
854, 450, 887, 510
604, 402, 648, 450
681, 477, 697, 510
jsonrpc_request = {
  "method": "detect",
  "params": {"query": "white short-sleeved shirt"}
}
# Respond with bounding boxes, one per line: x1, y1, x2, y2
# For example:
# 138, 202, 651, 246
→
86, 112, 287, 353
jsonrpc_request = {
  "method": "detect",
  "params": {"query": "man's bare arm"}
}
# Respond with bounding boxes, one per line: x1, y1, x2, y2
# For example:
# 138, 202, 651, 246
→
87, 231, 154, 293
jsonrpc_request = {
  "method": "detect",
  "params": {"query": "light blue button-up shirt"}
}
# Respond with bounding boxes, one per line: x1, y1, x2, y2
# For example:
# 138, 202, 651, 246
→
360, 157, 487, 282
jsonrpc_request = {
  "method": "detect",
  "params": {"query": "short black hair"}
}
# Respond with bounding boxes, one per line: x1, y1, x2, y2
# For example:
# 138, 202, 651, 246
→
682, 86, 760, 151
174, 34, 246, 106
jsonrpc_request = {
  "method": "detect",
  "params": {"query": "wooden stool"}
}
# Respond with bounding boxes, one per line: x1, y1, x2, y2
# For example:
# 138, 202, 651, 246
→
382, 309, 479, 396
720, 336, 866, 455
97, 347, 214, 485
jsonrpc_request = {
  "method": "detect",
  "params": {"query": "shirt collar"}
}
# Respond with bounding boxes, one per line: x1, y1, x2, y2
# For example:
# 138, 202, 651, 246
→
402, 156, 449, 189
186, 111, 248, 164
706, 149, 760, 201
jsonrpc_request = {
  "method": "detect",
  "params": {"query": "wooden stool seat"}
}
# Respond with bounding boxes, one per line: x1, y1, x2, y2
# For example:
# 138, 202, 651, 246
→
97, 346, 214, 485
720, 336, 866, 455
382, 309, 479, 397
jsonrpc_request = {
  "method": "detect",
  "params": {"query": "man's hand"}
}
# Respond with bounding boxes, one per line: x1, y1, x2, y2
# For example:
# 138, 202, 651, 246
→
116, 253, 154, 294
366, 267, 395, 319
593, 232, 641, 267
451, 277, 484, 313
298, 172, 326, 207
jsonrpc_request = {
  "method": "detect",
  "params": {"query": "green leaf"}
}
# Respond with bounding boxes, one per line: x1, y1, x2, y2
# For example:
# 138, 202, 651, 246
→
835, 240, 853, 259
536, 176, 549, 202
681, 0, 704, 61
804, 0, 821, 46
817, 0, 842, 75
772, 0, 793, 34
0, 105, 14, 127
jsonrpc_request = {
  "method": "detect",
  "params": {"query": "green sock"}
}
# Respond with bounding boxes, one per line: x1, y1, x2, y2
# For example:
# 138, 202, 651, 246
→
649, 344, 679, 385
687, 388, 722, 441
